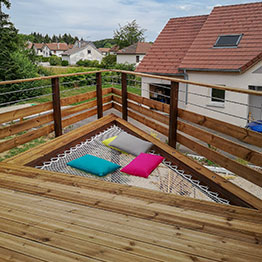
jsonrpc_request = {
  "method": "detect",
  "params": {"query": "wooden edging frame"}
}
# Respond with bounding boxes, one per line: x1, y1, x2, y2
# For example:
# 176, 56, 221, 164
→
3, 113, 262, 210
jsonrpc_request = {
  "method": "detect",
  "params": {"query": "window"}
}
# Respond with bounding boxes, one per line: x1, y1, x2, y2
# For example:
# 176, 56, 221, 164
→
214, 34, 242, 48
136, 55, 140, 63
88, 50, 91, 54
211, 88, 225, 103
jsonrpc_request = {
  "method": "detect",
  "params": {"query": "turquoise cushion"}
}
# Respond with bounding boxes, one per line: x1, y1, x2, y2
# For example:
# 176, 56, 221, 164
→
67, 154, 121, 177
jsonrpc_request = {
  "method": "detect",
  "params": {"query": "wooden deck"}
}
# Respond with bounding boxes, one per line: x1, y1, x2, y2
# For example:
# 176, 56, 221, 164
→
0, 114, 261, 261
0, 163, 262, 262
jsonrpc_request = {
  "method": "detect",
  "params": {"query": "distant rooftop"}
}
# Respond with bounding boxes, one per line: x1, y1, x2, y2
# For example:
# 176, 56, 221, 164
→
117, 42, 152, 55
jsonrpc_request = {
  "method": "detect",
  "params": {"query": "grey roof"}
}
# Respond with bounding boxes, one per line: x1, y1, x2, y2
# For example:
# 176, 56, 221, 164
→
62, 41, 101, 56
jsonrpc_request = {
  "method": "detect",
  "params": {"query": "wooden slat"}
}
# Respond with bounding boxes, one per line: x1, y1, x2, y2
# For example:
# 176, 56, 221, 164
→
1, 187, 261, 260
113, 89, 262, 160
0, 102, 53, 125
0, 171, 261, 245
1, 163, 262, 223
0, 124, 54, 154
0, 96, 112, 140
60, 87, 112, 106
113, 97, 262, 187
4, 114, 118, 165
113, 94, 262, 167
113, 105, 262, 209
112, 88, 262, 148
0, 194, 258, 262
111, 70, 262, 96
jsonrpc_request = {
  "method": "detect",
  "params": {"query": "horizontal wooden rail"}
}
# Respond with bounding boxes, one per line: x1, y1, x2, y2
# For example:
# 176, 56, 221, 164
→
111, 70, 262, 96
1, 69, 262, 96
113, 108, 262, 210
112, 88, 262, 148
0, 101, 113, 154
0, 96, 112, 140
0, 88, 112, 125
113, 94, 262, 166
0, 70, 110, 86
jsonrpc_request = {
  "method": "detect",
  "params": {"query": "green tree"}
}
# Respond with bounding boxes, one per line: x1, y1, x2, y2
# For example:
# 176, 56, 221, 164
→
113, 20, 146, 49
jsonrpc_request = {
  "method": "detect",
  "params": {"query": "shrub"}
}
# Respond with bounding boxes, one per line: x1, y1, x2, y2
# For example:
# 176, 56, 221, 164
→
49, 56, 62, 66
61, 60, 69, 66
42, 56, 50, 62
101, 54, 116, 68
76, 59, 100, 68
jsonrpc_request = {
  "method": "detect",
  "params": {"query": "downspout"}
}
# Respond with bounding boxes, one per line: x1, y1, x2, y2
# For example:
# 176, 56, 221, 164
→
183, 69, 189, 105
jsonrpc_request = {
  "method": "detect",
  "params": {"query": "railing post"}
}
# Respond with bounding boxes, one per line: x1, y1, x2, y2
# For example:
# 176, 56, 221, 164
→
51, 77, 62, 137
121, 72, 128, 121
168, 81, 179, 148
96, 72, 103, 119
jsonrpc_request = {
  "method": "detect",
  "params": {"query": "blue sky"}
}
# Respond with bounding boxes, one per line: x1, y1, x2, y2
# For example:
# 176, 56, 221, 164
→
6, 0, 258, 41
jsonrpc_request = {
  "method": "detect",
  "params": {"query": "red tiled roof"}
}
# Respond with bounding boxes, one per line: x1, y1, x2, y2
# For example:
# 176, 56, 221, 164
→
33, 43, 44, 50
180, 2, 262, 72
99, 48, 110, 52
46, 43, 70, 51
118, 42, 152, 55
136, 15, 208, 74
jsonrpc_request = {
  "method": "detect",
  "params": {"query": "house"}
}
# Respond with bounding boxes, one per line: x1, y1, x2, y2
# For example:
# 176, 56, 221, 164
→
109, 45, 120, 55
61, 41, 103, 65
32, 43, 50, 57
136, 2, 262, 127
45, 43, 72, 57
98, 48, 111, 56
117, 42, 152, 66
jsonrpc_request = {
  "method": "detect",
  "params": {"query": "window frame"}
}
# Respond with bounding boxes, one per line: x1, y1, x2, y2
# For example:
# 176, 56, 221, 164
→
207, 87, 226, 108
213, 34, 243, 48
136, 55, 140, 63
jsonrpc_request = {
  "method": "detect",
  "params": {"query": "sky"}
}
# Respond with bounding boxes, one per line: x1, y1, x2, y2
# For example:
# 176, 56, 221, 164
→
5, 0, 259, 42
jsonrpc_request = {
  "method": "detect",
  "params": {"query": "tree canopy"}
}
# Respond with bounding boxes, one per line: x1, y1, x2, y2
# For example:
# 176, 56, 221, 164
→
113, 20, 146, 49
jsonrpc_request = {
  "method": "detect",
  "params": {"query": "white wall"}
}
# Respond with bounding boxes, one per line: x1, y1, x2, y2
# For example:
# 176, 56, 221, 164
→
63, 44, 103, 65
50, 50, 65, 57
186, 61, 262, 127
42, 46, 50, 57
117, 54, 145, 66
141, 61, 262, 127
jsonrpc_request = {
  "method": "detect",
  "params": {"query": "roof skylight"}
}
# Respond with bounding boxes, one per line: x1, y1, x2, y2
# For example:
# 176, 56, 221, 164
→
214, 34, 243, 48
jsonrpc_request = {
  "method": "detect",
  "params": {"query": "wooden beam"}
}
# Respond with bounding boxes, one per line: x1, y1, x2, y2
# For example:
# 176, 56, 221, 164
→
96, 72, 103, 118
121, 73, 128, 121
168, 81, 179, 148
51, 77, 62, 137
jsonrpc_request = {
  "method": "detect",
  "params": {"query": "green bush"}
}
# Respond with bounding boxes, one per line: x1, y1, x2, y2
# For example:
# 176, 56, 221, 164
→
76, 59, 101, 68
49, 56, 62, 66
61, 60, 69, 66
42, 56, 50, 62
101, 54, 116, 68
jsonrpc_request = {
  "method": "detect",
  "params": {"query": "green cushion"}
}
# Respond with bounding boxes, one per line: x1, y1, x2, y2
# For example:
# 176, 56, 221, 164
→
67, 154, 121, 177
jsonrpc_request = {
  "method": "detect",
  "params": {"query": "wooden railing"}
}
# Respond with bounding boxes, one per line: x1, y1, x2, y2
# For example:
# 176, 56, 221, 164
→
0, 70, 262, 206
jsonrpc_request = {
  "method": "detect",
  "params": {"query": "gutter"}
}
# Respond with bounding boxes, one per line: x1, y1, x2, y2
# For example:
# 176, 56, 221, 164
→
183, 69, 189, 105
179, 67, 241, 73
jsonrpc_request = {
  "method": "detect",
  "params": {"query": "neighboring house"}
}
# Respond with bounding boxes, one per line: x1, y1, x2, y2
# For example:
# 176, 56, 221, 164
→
46, 43, 72, 57
109, 45, 120, 55
117, 42, 152, 66
136, 2, 262, 127
98, 48, 110, 56
61, 42, 103, 65
32, 43, 45, 56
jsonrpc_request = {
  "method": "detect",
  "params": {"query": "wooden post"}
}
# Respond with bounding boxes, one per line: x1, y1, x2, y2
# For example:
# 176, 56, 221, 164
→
121, 73, 128, 121
168, 81, 179, 148
96, 72, 103, 119
51, 77, 62, 137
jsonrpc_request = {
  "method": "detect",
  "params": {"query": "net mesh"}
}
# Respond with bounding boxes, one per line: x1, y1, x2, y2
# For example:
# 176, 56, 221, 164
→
36, 125, 229, 205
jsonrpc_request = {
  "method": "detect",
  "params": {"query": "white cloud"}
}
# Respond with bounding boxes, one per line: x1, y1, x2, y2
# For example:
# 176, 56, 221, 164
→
9, 0, 258, 41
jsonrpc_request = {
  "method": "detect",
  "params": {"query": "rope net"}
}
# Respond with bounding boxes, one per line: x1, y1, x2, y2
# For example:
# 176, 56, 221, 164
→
36, 125, 229, 205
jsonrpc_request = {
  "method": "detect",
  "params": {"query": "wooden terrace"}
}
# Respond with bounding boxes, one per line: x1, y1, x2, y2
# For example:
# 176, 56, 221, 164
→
0, 70, 261, 261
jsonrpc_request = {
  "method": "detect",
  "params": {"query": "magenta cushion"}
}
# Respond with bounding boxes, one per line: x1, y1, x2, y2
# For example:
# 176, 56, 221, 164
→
121, 153, 164, 178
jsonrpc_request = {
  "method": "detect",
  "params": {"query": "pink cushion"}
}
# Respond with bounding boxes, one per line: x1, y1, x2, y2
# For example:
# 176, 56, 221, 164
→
121, 153, 164, 178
